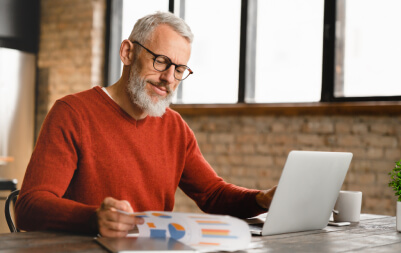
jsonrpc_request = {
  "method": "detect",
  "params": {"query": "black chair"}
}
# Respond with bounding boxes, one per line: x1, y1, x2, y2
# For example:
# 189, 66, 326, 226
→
0, 178, 18, 231
0, 178, 17, 192
5, 189, 20, 232
0, 178, 17, 204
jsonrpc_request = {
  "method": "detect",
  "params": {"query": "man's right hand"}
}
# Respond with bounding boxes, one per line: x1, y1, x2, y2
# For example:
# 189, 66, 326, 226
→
96, 197, 144, 237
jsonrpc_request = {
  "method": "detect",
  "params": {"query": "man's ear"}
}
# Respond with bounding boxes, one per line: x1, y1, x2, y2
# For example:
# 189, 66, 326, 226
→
120, 39, 135, 66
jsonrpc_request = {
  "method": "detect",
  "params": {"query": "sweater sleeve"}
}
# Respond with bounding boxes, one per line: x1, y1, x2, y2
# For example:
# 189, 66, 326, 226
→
15, 100, 98, 234
178, 126, 267, 218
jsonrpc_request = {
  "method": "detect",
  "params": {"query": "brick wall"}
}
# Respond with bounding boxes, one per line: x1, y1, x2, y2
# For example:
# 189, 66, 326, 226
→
36, 0, 106, 137
35, 1, 401, 218
173, 115, 401, 216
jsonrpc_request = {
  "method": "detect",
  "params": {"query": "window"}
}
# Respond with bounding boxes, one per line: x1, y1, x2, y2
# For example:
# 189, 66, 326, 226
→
121, 1, 169, 41
175, 0, 241, 104
120, 0, 169, 79
334, 0, 401, 98
106, 0, 169, 85
106, 0, 401, 104
253, 0, 324, 103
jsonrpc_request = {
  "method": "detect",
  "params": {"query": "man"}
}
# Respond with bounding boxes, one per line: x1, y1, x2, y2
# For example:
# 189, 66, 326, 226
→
15, 12, 276, 237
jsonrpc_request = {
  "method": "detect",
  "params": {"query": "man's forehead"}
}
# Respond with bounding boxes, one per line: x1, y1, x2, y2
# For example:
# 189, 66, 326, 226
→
148, 25, 190, 47
146, 24, 191, 62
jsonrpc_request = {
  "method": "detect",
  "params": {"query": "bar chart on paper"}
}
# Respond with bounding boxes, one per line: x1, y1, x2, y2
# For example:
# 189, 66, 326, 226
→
128, 211, 251, 251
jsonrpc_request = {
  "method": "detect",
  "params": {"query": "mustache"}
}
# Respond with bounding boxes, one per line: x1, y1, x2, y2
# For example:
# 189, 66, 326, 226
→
147, 81, 172, 94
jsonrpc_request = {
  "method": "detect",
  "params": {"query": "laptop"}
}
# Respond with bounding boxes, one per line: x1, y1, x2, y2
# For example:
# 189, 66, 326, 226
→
249, 150, 353, 236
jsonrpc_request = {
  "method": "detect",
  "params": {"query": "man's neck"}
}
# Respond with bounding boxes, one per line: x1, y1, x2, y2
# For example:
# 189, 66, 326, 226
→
105, 81, 148, 120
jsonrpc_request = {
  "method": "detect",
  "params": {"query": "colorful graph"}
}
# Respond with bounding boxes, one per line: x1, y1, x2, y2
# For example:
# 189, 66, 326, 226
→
196, 220, 228, 225
133, 212, 148, 218
150, 229, 166, 238
201, 229, 237, 239
151, 212, 172, 218
196, 242, 220, 246
136, 211, 249, 251
168, 223, 186, 240
147, 222, 156, 228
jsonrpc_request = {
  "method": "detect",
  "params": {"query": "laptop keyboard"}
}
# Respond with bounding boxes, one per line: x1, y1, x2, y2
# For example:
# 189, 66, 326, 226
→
246, 214, 267, 234
249, 223, 263, 231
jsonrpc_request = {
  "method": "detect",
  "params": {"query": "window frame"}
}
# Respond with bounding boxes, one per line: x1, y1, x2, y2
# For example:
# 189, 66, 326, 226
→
321, 0, 401, 102
104, 0, 401, 111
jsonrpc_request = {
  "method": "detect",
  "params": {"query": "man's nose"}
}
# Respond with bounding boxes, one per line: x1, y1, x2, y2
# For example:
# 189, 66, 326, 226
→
160, 65, 176, 84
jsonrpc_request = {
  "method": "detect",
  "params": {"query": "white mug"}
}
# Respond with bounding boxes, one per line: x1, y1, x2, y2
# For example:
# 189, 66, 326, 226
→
333, 191, 362, 222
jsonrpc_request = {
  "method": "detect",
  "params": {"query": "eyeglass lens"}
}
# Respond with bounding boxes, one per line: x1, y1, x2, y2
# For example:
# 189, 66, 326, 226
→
154, 55, 191, 80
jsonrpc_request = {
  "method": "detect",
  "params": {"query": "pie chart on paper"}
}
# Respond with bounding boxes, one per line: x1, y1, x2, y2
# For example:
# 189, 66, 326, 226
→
168, 223, 186, 240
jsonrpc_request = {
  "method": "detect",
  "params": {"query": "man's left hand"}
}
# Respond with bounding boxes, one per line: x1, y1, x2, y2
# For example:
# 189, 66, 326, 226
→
255, 186, 277, 210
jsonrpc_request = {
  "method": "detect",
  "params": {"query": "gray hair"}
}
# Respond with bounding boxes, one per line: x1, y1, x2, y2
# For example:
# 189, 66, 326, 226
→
128, 12, 193, 54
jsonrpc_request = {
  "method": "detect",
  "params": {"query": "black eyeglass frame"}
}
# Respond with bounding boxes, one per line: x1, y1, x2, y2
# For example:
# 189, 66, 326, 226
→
132, 41, 193, 81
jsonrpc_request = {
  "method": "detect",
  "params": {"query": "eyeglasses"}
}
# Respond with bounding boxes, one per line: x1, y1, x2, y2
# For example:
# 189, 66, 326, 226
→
132, 41, 193, 81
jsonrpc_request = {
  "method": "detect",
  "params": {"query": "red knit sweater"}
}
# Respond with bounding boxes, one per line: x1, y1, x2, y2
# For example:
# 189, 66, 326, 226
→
15, 86, 264, 234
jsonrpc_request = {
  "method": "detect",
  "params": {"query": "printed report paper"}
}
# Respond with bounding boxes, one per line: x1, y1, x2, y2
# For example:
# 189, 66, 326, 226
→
121, 211, 251, 252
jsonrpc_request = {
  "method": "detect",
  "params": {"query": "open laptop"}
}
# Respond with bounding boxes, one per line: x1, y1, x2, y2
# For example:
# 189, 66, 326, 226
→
249, 150, 353, 236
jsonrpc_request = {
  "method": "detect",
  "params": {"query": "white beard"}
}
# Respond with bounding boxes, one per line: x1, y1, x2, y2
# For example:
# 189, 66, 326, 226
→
127, 64, 176, 117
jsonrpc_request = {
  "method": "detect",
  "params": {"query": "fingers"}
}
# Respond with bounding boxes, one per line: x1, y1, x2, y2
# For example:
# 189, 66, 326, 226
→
98, 211, 143, 237
270, 185, 277, 195
121, 200, 134, 213
96, 197, 144, 237
256, 186, 278, 210
101, 197, 133, 212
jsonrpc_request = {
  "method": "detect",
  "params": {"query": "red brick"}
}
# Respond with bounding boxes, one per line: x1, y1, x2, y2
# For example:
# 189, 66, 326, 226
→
371, 123, 395, 135
214, 144, 228, 154
296, 134, 325, 146
271, 122, 286, 133
209, 133, 235, 144
302, 120, 334, 134
236, 134, 264, 143
363, 135, 397, 148
335, 122, 351, 134
255, 144, 273, 154
366, 147, 384, 159
243, 155, 274, 167
351, 123, 369, 134
384, 148, 401, 160
271, 134, 296, 145
337, 135, 362, 147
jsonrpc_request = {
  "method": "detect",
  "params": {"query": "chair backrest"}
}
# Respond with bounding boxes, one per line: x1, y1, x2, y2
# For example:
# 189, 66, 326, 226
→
5, 189, 20, 233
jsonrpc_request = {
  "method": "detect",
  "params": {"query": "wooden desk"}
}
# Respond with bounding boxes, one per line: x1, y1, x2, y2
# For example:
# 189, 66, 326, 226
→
0, 214, 400, 252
